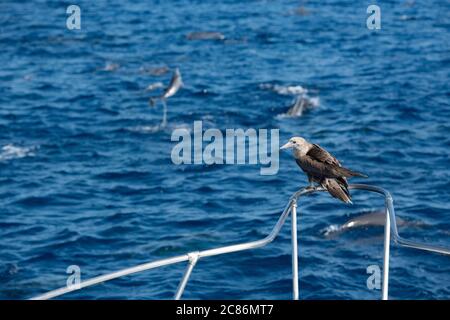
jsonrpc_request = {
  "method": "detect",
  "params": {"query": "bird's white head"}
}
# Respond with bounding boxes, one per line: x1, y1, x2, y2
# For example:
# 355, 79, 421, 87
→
280, 136, 311, 154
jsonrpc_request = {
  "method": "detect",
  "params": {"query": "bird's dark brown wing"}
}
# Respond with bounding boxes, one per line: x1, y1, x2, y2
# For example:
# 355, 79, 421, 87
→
307, 144, 341, 166
294, 144, 343, 178
295, 156, 345, 179
299, 144, 367, 178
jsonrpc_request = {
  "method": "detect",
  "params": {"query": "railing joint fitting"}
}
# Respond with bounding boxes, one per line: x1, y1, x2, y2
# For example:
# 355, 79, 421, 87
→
187, 251, 200, 264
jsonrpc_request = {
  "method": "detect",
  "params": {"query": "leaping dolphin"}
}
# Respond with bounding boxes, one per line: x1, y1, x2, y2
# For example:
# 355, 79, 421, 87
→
341, 211, 404, 229
148, 68, 183, 127
149, 68, 183, 107
186, 31, 225, 41
321, 210, 418, 238
285, 96, 317, 117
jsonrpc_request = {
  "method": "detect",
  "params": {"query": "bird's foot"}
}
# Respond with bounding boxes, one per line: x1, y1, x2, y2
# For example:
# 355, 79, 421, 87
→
305, 185, 319, 191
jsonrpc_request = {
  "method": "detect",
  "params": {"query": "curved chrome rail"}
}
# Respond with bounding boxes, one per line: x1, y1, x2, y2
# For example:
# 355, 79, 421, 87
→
30, 184, 450, 300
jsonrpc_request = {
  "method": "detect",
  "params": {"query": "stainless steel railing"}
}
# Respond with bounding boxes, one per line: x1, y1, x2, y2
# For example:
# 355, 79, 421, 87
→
30, 184, 450, 300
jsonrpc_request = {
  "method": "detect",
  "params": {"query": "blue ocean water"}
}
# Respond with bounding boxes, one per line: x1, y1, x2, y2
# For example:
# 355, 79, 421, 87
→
0, 0, 449, 299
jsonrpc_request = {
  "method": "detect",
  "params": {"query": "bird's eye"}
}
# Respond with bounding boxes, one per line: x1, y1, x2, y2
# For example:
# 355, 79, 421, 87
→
292, 141, 296, 144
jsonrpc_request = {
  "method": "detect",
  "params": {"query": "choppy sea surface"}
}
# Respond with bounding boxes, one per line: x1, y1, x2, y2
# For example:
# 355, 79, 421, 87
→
0, 0, 449, 299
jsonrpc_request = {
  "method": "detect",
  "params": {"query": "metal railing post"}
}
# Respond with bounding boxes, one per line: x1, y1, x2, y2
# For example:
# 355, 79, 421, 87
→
382, 203, 391, 300
174, 252, 200, 300
291, 200, 299, 300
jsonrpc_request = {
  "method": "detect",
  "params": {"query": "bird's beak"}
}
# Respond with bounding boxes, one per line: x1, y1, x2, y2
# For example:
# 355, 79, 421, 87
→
280, 141, 292, 150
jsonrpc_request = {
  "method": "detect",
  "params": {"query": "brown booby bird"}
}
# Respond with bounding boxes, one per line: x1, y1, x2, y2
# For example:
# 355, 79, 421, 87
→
281, 137, 367, 204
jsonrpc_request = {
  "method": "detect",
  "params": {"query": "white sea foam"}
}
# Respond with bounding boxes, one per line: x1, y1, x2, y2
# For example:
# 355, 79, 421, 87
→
100, 63, 120, 72
145, 82, 164, 91
260, 83, 308, 95
321, 224, 343, 237
128, 125, 162, 133
307, 96, 320, 107
0, 144, 37, 161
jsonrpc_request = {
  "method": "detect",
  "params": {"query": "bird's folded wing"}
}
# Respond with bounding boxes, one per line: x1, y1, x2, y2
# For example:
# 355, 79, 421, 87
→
296, 157, 345, 179
307, 144, 340, 166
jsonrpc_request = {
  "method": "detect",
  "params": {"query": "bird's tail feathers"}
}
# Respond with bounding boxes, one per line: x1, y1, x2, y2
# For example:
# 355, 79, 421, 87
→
323, 179, 353, 204
338, 167, 368, 178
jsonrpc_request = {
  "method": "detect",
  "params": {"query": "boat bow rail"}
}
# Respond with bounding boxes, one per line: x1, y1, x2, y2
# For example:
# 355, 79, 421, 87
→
30, 184, 450, 300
